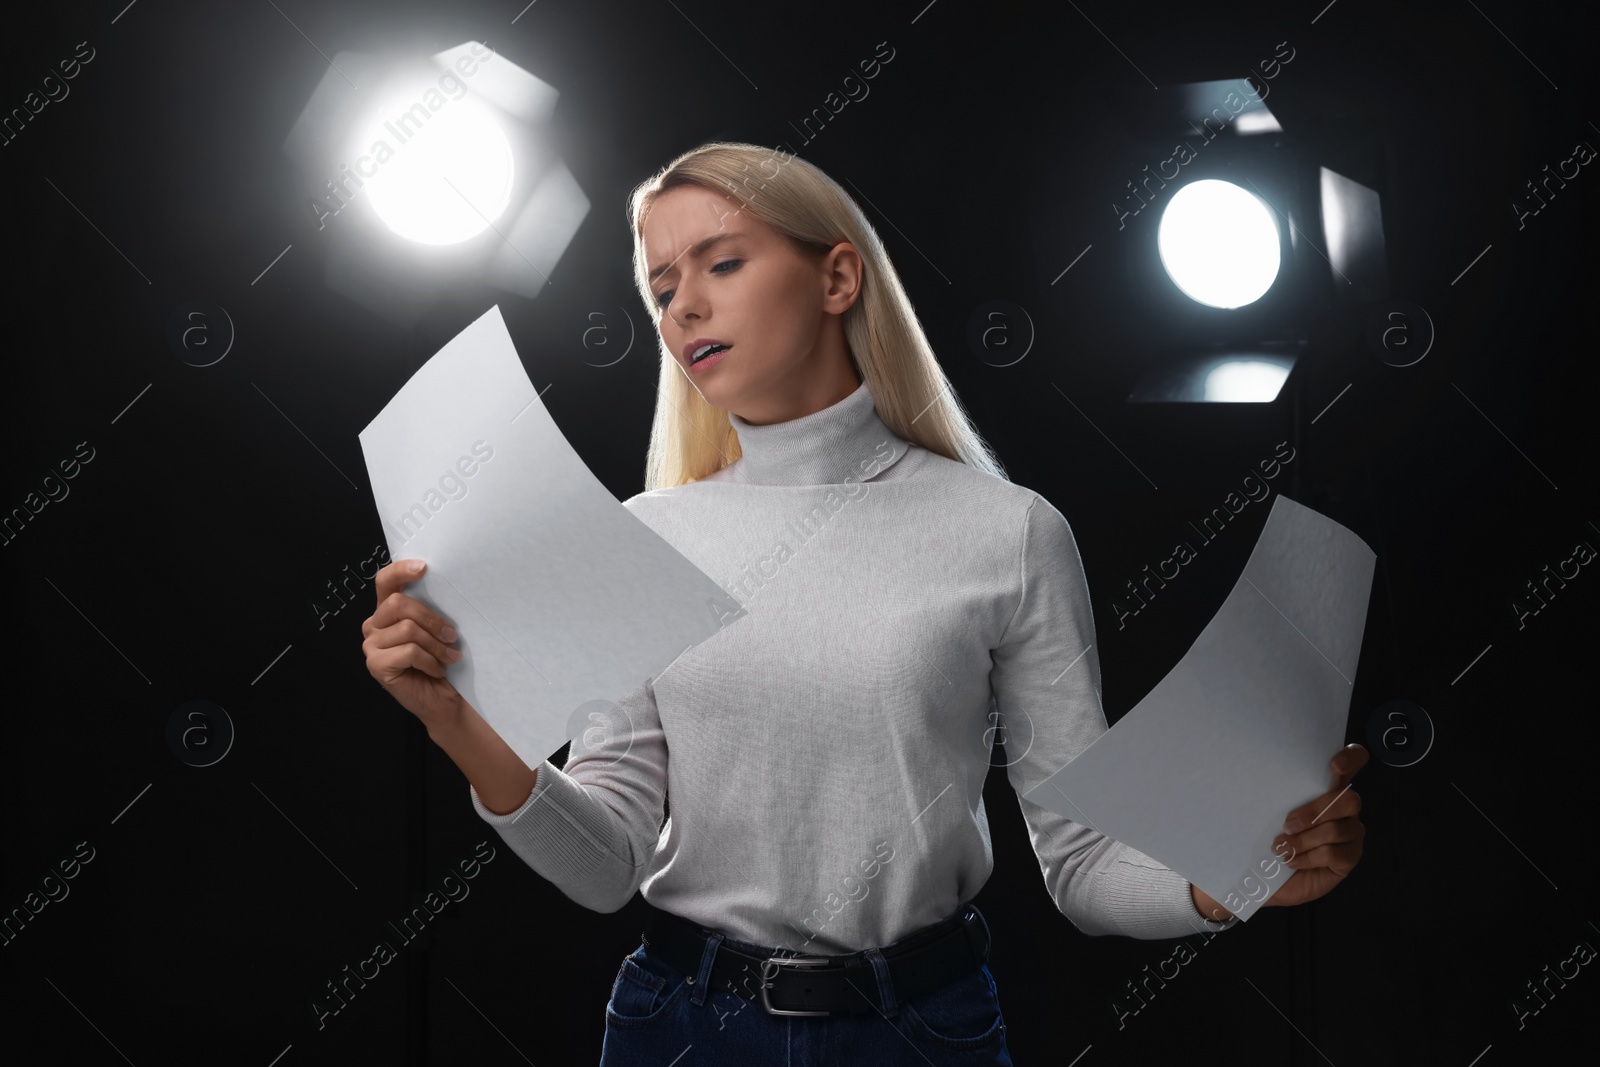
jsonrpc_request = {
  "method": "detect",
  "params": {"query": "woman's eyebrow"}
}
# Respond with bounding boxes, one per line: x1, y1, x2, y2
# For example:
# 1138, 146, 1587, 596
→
648, 231, 745, 283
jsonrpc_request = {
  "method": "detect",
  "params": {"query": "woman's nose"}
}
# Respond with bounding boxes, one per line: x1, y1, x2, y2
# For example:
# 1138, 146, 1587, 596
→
670, 292, 703, 320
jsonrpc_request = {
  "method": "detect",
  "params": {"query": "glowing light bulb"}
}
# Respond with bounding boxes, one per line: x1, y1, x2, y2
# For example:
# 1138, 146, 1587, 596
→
365, 100, 515, 245
1157, 179, 1282, 309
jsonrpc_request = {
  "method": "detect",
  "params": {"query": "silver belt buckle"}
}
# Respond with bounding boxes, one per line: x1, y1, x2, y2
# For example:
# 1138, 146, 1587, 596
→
758, 956, 834, 1017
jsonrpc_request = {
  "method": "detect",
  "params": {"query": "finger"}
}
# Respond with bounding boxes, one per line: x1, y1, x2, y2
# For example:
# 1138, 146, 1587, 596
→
1275, 833, 1363, 874
1328, 743, 1370, 790
370, 578, 456, 644
1275, 814, 1361, 858
367, 618, 460, 667
368, 639, 450, 682
1284, 786, 1361, 833
367, 591, 438, 640
366, 561, 422, 636
372, 560, 457, 641
374, 558, 427, 605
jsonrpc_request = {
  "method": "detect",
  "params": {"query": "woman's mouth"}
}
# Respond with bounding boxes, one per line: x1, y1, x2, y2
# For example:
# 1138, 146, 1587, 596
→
690, 344, 730, 373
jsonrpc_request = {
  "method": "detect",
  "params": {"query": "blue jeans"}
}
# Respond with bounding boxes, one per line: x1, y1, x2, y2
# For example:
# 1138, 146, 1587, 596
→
599, 925, 1013, 1065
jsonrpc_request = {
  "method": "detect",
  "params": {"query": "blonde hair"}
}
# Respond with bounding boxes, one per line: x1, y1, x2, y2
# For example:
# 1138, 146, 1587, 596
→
627, 141, 1010, 491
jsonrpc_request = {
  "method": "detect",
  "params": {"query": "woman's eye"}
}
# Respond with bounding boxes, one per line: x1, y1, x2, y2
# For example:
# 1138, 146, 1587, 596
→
655, 260, 741, 308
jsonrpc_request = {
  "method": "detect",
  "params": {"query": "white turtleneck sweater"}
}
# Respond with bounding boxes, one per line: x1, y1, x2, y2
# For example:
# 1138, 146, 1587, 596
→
470, 380, 1240, 948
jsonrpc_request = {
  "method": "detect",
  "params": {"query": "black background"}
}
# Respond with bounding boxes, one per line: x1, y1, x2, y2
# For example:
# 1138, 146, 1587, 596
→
2, 0, 1595, 1063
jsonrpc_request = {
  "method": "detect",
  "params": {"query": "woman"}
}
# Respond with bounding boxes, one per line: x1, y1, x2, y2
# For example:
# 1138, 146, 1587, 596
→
361, 142, 1369, 1065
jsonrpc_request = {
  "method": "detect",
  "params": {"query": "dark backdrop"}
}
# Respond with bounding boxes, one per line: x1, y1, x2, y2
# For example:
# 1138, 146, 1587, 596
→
2, 1, 1594, 1063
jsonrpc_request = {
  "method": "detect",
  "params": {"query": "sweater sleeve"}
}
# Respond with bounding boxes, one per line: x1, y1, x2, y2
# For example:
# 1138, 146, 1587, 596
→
467, 676, 668, 914
991, 494, 1241, 939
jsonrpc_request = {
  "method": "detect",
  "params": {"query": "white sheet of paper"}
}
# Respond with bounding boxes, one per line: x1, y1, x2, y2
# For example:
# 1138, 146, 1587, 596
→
1021, 494, 1375, 921
357, 305, 747, 771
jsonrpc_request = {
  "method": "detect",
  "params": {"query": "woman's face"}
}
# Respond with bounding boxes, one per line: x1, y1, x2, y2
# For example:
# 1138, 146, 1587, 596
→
642, 183, 863, 425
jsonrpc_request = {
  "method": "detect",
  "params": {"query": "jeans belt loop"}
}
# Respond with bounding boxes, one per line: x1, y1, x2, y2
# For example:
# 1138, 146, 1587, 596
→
963, 904, 990, 967
863, 946, 897, 1018
690, 930, 722, 1007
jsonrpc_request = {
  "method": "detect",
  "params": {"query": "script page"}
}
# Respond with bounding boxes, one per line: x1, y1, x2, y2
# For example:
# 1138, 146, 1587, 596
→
1022, 494, 1374, 921
357, 304, 746, 770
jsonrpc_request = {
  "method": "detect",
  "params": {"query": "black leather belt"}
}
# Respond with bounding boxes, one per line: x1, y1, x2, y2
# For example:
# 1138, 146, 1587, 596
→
640, 902, 991, 1017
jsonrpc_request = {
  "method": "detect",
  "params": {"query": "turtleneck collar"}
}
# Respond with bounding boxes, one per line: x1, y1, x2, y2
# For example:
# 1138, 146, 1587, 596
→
723, 380, 913, 486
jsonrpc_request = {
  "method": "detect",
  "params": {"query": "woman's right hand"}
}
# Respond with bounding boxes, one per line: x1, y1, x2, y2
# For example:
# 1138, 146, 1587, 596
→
362, 559, 465, 734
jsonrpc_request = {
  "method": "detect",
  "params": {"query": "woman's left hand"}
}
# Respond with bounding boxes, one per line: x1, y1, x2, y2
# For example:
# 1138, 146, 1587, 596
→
1267, 743, 1369, 909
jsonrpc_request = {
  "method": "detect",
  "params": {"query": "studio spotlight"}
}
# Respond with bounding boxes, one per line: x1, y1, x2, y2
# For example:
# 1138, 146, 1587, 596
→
1117, 76, 1391, 405
364, 97, 515, 245
282, 41, 589, 326
1157, 178, 1282, 309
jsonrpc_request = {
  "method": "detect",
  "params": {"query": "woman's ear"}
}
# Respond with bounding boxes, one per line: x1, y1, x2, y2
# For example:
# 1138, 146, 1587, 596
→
821, 242, 864, 314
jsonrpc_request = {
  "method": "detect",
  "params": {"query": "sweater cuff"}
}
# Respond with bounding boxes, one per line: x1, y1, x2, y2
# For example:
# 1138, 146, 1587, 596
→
469, 758, 562, 826
465, 757, 650, 913
1100, 856, 1243, 938
467, 757, 641, 877
1171, 869, 1243, 934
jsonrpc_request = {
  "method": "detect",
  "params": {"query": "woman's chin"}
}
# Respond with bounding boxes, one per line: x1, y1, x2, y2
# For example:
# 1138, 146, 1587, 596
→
691, 373, 735, 405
